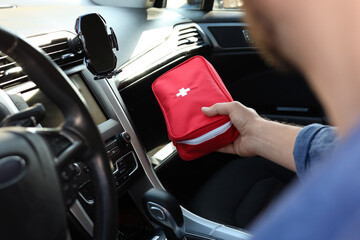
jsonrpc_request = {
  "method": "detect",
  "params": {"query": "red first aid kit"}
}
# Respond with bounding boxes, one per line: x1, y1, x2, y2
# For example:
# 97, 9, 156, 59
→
152, 56, 239, 161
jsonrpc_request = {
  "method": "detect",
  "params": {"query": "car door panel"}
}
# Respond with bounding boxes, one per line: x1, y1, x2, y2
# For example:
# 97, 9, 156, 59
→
197, 20, 326, 125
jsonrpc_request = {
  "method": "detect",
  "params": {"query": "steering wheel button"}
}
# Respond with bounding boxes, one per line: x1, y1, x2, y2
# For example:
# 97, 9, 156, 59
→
68, 164, 75, 172
83, 165, 90, 173
61, 171, 70, 180
62, 183, 70, 192
66, 198, 72, 206
0, 156, 26, 187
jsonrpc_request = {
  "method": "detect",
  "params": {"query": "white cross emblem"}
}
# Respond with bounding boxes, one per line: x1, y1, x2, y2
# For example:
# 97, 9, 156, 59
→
176, 88, 191, 97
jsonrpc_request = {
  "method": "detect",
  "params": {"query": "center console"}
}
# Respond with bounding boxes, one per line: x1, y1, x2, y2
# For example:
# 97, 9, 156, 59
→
106, 133, 138, 188
76, 132, 138, 204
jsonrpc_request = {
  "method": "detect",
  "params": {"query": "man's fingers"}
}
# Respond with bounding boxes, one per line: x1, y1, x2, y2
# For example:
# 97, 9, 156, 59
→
201, 106, 217, 116
202, 102, 237, 117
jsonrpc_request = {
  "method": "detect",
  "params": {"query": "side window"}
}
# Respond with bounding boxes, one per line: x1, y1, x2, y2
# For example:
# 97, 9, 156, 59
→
166, 0, 202, 10
213, 0, 243, 10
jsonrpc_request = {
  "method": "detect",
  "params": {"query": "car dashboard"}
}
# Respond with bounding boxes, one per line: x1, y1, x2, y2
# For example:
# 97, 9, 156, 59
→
0, 1, 320, 239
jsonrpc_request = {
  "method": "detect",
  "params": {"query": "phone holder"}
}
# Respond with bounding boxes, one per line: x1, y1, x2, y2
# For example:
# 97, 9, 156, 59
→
68, 13, 121, 80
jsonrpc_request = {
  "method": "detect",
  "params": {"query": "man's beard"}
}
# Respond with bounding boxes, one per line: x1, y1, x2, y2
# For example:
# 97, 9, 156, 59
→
245, 12, 298, 72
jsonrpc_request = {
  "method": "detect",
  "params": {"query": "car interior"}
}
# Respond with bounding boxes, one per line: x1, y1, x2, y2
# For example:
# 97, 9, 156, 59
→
0, 0, 327, 239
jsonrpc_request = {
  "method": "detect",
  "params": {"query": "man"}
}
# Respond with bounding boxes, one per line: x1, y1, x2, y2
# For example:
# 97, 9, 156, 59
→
201, 0, 360, 239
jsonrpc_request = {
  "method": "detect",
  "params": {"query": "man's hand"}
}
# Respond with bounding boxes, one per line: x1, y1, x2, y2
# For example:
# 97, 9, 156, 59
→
202, 101, 301, 172
202, 101, 262, 157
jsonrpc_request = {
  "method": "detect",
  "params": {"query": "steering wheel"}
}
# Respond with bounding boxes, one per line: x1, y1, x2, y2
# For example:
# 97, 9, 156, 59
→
0, 28, 117, 239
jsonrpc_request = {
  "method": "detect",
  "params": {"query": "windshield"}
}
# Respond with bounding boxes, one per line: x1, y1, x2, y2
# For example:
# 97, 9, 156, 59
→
166, 0, 243, 10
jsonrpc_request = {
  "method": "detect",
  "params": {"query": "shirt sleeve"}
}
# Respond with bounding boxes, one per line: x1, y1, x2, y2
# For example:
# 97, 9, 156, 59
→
293, 123, 337, 178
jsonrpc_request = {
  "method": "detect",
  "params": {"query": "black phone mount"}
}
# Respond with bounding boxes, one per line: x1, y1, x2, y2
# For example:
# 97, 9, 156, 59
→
108, 27, 119, 52
68, 13, 121, 80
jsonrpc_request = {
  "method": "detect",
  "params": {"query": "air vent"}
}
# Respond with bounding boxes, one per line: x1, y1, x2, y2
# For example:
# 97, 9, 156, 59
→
0, 32, 84, 89
0, 51, 29, 88
38, 37, 83, 69
177, 25, 204, 48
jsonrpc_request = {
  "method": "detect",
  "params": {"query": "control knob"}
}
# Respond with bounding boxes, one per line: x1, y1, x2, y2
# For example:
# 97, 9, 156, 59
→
117, 131, 131, 145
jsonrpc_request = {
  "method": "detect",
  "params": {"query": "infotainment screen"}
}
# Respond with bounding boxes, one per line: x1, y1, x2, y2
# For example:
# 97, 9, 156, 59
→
21, 73, 107, 127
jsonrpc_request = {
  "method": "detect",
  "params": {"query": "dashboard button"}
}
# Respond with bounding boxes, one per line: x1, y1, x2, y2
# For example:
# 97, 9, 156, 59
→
107, 146, 120, 158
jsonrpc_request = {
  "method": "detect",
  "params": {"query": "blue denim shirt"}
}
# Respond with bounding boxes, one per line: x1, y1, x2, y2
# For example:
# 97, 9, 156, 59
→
293, 124, 337, 178
251, 122, 360, 240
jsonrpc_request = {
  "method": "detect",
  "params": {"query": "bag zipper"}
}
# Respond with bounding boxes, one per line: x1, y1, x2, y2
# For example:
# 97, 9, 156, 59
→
177, 121, 232, 145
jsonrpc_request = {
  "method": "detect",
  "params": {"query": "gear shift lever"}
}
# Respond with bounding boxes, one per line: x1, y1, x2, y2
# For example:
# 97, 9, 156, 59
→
142, 188, 185, 240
